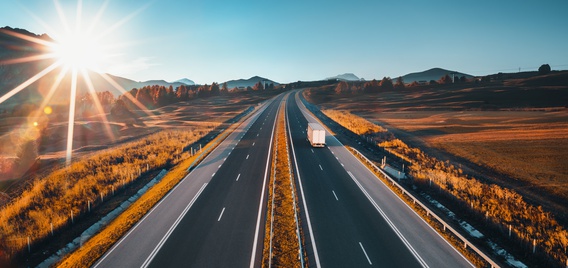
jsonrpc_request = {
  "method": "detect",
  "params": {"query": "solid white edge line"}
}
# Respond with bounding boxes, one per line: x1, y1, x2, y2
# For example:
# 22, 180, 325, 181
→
294, 91, 465, 267
249, 97, 280, 268
217, 207, 226, 222
348, 171, 429, 268
95, 95, 272, 268
140, 183, 208, 268
359, 242, 372, 265
287, 93, 321, 268
352, 149, 476, 267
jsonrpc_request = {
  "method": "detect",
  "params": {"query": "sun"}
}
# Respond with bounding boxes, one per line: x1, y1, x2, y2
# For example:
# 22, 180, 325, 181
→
52, 31, 104, 71
0, 0, 152, 166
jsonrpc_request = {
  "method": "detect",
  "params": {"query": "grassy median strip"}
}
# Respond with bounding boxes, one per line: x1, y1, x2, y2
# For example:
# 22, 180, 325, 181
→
56, 108, 254, 268
262, 99, 304, 268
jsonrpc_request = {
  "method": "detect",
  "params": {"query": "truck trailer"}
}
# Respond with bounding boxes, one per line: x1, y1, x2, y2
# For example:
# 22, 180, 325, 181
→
307, 123, 326, 147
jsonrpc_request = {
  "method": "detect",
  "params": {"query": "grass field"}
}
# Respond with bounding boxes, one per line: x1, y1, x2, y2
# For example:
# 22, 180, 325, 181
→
364, 110, 568, 199
0, 90, 280, 266
304, 72, 568, 224
0, 91, 277, 197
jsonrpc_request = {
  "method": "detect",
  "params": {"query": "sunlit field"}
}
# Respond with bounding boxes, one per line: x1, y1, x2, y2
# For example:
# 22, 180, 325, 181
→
304, 73, 568, 223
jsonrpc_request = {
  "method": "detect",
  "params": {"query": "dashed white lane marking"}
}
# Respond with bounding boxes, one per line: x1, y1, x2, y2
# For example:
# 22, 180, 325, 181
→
359, 242, 372, 265
246, 154, 250, 159
319, 164, 323, 171
332, 190, 339, 201
311, 149, 314, 153
253, 142, 255, 146
236, 174, 241, 181
218, 207, 226, 221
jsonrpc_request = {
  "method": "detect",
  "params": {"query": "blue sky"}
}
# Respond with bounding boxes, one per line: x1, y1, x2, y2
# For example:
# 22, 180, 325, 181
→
1, 0, 567, 84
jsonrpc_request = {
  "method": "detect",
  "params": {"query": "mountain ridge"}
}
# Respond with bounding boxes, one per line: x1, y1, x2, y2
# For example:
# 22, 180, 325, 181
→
222, 76, 279, 89
326, 73, 360, 81
401, 68, 473, 83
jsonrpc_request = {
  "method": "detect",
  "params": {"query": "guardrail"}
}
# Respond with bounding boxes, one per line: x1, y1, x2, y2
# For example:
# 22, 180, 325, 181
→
349, 148, 500, 268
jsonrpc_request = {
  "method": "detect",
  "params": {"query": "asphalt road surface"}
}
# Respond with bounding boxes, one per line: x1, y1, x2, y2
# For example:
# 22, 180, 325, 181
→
93, 90, 473, 268
287, 91, 473, 268
94, 93, 286, 268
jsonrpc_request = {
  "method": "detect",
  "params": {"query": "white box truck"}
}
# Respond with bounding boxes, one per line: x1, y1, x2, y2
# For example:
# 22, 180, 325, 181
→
307, 123, 325, 147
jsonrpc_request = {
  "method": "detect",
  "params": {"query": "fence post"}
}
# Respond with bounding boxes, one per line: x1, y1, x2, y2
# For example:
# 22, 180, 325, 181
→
51, 222, 54, 236
533, 239, 536, 254
71, 210, 74, 224
88, 200, 91, 212
27, 236, 31, 252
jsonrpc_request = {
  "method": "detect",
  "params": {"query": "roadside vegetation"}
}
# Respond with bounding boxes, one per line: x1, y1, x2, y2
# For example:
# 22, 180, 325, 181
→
0, 126, 216, 259
317, 108, 568, 267
321, 109, 385, 135
56, 117, 242, 267
262, 100, 304, 268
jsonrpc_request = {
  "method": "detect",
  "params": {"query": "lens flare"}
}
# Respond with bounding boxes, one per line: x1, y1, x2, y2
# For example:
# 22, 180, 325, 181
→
0, 1, 151, 166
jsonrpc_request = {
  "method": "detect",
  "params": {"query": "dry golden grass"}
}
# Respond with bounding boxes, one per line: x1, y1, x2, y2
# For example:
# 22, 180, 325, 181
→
56, 109, 248, 268
262, 100, 302, 268
0, 91, 278, 196
0, 127, 215, 257
345, 146, 487, 267
374, 110, 568, 199
322, 108, 568, 265
322, 109, 385, 135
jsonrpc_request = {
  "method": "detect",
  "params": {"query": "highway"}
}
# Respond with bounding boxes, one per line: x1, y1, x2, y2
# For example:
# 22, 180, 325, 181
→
94, 93, 286, 268
93, 89, 473, 268
286, 91, 473, 268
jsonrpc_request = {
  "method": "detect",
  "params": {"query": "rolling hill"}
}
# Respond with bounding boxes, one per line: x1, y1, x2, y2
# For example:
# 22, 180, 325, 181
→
326, 73, 361, 81
401, 68, 473, 83
222, 76, 278, 89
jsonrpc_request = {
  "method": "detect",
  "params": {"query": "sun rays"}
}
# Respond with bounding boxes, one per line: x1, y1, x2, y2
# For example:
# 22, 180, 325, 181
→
0, 0, 151, 166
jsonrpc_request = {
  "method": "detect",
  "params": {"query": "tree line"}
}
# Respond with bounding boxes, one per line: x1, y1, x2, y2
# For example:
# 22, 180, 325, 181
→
334, 75, 472, 95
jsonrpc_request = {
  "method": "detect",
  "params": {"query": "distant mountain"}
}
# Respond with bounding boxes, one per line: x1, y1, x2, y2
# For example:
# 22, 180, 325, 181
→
326, 73, 361, 81
84, 74, 191, 93
174, 78, 195, 86
401, 68, 473, 83
0, 26, 199, 108
223, 76, 279, 89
